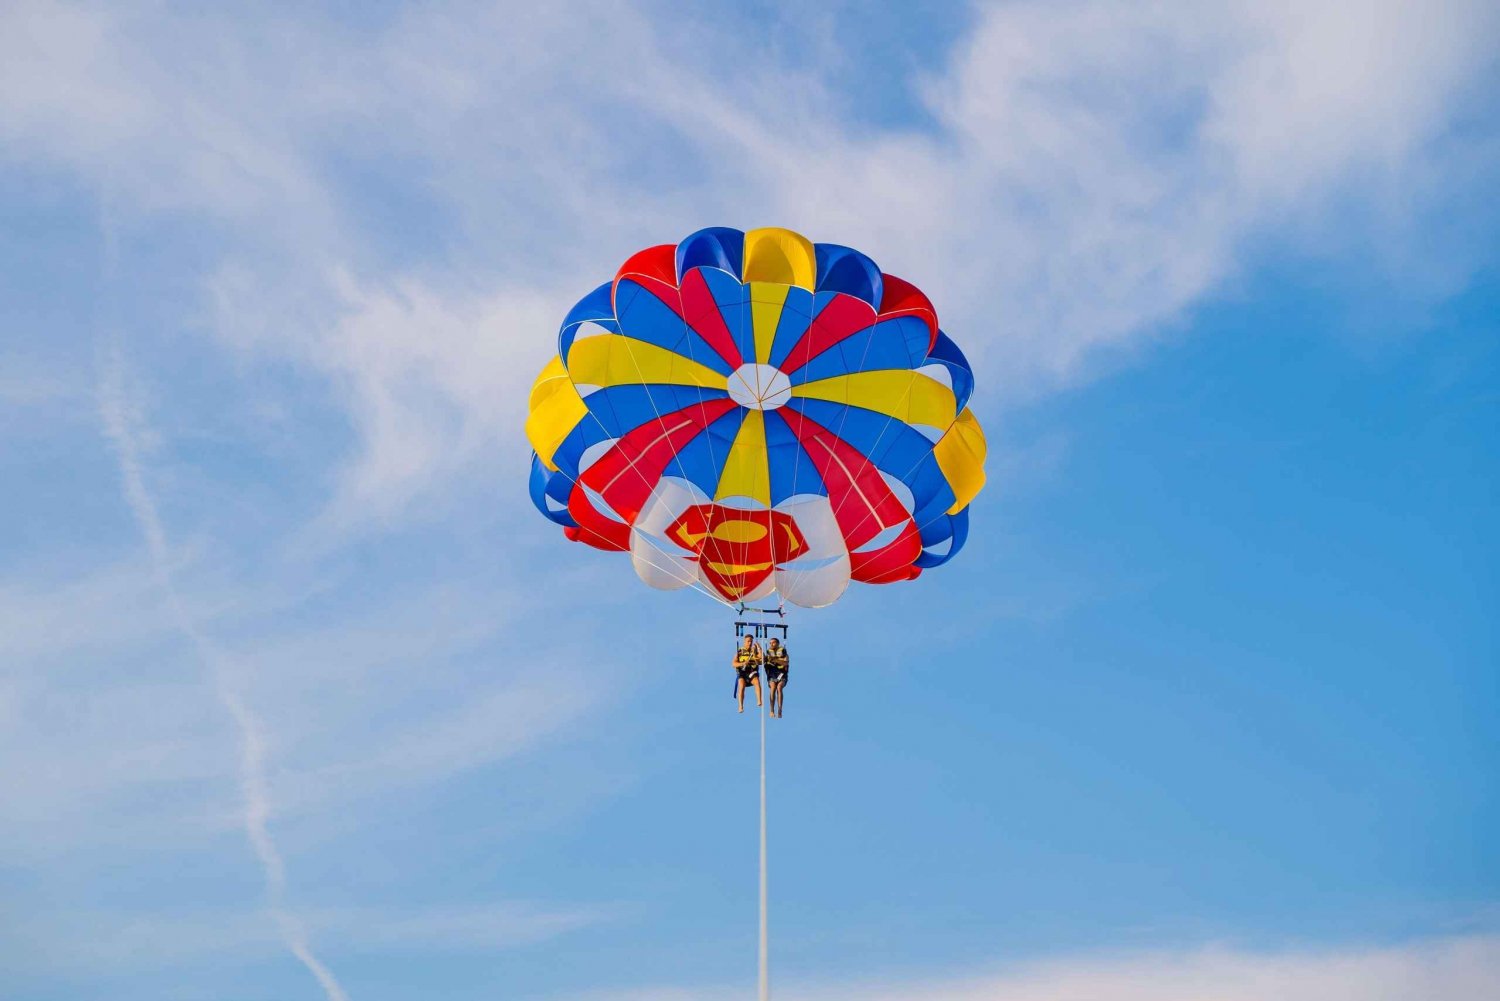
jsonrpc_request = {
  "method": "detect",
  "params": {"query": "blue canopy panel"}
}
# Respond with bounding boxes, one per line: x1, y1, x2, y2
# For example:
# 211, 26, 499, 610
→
556, 283, 619, 361
910, 461, 959, 527
664, 407, 746, 497
768, 289, 828, 372
926, 330, 975, 413
914, 507, 969, 568
812, 243, 883, 309
697, 267, 758, 365
788, 315, 931, 385
578, 384, 729, 441
529, 453, 578, 527
764, 410, 827, 505
767, 285, 815, 367
548, 405, 614, 481
675, 227, 745, 281
611, 278, 736, 376
768, 290, 846, 370
783, 398, 956, 516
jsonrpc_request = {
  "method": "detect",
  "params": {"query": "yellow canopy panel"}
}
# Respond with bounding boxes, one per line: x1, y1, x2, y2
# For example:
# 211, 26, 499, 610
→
933, 407, 987, 514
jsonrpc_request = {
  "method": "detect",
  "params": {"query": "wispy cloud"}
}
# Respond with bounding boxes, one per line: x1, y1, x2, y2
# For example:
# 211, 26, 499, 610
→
578, 933, 1500, 1001
6, 901, 612, 978
0, 556, 171, 665
97, 339, 350, 1000
3, 3, 1495, 995
7, 2, 1492, 522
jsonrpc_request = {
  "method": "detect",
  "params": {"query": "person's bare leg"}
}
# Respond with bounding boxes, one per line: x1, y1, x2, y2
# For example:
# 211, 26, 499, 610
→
752, 674, 763, 707
774, 681, 784, 717
736, 677, 745, 713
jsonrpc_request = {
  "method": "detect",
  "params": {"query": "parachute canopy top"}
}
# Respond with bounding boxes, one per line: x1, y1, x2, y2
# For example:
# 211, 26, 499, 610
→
525, 226, 987, 609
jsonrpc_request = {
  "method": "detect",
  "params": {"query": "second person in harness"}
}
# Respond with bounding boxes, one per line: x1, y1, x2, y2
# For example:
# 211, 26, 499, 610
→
763, 637, 789, 718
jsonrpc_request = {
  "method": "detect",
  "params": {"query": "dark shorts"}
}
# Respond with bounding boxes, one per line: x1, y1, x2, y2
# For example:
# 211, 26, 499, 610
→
734, 666, 760, 688
765, 667, 787, 686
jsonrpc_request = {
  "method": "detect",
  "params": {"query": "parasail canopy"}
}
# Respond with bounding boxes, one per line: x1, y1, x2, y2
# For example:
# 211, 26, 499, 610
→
525, 226, 986, 608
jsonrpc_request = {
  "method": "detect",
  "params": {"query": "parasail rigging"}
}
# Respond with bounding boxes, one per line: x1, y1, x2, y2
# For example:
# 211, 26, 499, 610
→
522, 226, 987, 999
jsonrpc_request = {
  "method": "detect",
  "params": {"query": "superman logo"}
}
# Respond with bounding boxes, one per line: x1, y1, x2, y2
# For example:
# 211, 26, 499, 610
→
666, 505, 809, 600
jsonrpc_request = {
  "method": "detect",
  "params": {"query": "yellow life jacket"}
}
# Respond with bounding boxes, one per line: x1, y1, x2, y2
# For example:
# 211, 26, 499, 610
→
735, 645, 760, 667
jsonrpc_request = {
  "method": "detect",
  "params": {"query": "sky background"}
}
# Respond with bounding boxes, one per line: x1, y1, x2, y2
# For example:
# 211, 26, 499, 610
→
1, 2, 1497, 999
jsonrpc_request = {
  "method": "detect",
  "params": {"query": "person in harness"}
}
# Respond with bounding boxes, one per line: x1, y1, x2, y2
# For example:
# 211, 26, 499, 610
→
763, 637, 789, 718
733, 634, 763, 713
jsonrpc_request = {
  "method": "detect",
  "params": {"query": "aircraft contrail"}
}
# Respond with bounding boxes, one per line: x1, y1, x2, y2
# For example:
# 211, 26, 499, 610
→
97, 233, 349, 1000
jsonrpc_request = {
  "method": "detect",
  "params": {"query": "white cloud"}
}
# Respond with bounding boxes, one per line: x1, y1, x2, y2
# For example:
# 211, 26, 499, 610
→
7, 2, 1492, 520
0, 562, 611, 867
2, 371, 612, 1000
1, 4, 1495, 993
749, 0, 1499, 386
99, 339, 352, 1001
579, 933, 1500, 1001
290, 272, 568, 523
5, 901, 611, 976
0, 557, 173, 665
202, 3, 1500, 516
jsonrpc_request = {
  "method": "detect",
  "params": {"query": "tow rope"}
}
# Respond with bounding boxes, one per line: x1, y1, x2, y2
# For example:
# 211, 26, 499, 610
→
759, 688, 769, 1000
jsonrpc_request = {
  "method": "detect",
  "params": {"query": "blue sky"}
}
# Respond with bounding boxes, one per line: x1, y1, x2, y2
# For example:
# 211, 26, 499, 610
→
1, 2, 1497, 999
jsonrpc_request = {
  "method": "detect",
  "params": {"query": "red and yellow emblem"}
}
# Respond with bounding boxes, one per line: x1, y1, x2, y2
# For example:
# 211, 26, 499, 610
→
666, 505, 809, 600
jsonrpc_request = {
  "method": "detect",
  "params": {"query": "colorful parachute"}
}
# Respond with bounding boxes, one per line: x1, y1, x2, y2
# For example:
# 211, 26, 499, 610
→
525, 227, 986, 608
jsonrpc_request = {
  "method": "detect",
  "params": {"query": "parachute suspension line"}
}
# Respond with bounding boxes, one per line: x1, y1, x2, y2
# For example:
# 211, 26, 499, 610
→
625, 280, 740, 602
817, 306, 889, 546
758, 677, 770, 1001
826, 372, 920, 527
598, 324, 742, 609
549, 392, 724, 607
634, 528, 734, 608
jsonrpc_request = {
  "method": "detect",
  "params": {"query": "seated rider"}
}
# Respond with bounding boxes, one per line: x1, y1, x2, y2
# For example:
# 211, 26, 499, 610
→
732, 634, 763, 714
763, 637, 789, 718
